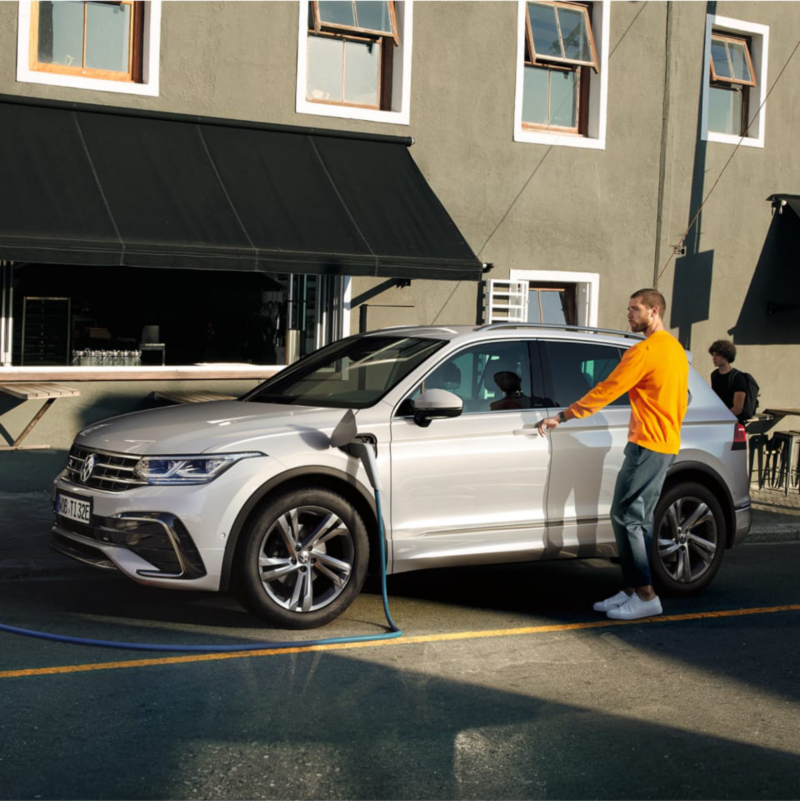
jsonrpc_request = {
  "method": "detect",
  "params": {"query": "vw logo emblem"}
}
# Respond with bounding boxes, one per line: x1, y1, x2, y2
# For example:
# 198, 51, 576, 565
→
81, 454, 97, 485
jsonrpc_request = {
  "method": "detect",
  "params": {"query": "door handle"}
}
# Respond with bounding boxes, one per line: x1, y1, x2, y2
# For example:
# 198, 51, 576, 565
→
513, 423, 544, 436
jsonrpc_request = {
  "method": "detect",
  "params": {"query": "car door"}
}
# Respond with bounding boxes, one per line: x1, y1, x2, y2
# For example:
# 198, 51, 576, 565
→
389, 339, 551, 573
539, 339, 631, 556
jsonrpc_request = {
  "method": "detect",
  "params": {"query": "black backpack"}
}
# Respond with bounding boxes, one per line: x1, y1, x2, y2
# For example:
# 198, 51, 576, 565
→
733, 369, 760, 421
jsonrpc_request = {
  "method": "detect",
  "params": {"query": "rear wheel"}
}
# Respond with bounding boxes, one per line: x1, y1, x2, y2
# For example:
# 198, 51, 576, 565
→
651, 482, 726, 596
234, 487, 369, 629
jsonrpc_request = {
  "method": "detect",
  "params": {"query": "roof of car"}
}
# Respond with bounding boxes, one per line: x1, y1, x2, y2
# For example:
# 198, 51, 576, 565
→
363, 323, 645, 347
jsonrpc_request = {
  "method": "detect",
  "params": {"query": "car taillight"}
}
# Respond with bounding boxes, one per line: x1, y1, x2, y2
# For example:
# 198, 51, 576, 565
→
733, 423, 747, 450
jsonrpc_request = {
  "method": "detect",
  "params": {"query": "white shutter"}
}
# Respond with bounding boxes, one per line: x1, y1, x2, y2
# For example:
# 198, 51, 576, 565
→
484, 279, 529, 323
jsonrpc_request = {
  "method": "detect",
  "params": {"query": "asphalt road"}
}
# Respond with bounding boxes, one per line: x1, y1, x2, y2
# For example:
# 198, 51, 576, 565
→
1, 542, 799, 801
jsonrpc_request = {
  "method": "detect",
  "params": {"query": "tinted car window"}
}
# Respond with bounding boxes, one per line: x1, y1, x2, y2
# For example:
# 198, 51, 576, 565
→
403, 340, 545, 415
543, 341, 629, 407
245, 335, 445, 408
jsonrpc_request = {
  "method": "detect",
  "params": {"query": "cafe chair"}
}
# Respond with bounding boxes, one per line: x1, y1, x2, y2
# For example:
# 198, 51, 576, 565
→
747, 432, 769, 489
769, 430, 800, 495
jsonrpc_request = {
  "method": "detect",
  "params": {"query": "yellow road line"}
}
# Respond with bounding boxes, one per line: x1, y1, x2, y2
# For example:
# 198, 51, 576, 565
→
2, 603, 799, 680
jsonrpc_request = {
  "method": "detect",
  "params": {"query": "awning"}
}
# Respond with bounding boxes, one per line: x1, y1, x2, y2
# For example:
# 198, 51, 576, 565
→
0, 95, 483, 281
767, 194, 800, 219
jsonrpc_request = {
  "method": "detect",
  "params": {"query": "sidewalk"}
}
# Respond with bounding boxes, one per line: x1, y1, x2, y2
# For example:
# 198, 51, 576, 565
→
1, 484, 798, 581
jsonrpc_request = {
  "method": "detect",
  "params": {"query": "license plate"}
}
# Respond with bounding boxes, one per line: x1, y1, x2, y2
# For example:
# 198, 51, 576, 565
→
55, 493, 92, 525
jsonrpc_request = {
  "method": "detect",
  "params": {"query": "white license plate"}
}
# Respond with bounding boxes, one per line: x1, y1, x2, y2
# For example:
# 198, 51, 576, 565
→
56, 493, 92, 524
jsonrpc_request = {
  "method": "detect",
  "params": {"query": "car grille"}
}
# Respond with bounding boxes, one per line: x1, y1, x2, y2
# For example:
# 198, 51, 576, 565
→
66, 446, 147, 492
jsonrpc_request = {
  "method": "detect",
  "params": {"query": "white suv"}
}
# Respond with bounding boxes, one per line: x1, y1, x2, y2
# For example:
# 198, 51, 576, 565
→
52, 325, 751, 628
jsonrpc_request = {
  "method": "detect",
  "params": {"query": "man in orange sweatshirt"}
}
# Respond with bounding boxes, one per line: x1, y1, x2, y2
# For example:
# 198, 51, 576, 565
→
537, 288, 689, 620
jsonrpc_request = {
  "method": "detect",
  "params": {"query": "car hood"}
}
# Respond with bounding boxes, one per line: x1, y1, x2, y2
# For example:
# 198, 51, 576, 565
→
75, 401, 353, 456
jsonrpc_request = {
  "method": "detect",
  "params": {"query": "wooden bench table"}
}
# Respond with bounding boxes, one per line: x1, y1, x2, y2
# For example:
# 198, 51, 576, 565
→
0, 382, 80, 450
153, 390, 239, 405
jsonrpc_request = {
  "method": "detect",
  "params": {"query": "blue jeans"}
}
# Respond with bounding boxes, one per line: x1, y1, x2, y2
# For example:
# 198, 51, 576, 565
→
611, 442, 675, 588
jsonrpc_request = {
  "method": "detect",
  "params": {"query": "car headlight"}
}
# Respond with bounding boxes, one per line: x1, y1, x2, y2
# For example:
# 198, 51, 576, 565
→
133, 452, 264, 485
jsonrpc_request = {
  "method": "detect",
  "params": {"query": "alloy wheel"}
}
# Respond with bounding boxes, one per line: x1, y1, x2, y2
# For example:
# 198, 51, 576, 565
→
656, 495, 719, 584
256, 505, 355, 613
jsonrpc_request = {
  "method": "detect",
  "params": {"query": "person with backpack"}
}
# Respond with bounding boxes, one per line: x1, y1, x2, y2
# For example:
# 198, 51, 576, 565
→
708, 339, 758, 424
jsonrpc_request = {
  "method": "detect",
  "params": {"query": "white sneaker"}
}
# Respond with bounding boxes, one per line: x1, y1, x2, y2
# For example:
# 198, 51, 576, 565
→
607, 593, 663, 620
592, 590, 630, 612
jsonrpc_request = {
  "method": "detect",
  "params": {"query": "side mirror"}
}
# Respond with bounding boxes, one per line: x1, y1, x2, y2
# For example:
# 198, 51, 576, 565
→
413, 389, 463, 428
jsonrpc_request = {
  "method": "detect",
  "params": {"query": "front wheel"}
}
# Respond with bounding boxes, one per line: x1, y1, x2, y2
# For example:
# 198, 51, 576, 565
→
651, 482, 726, 596
234, 487, 369, 629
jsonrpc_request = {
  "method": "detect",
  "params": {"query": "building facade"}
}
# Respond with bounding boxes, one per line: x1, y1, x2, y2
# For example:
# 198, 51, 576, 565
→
1, 0, 798, 490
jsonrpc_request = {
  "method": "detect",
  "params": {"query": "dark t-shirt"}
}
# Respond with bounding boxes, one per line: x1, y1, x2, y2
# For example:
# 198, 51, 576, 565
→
711, 368, 748, 418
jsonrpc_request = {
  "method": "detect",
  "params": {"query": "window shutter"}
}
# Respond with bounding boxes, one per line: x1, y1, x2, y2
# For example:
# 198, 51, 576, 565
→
485, 279, 529, 323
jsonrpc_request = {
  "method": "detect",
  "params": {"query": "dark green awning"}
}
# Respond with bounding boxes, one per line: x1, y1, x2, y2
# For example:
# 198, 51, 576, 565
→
0, 95, 483, 281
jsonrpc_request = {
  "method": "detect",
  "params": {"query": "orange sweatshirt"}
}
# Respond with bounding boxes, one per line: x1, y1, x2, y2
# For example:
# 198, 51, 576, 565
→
567, 330, 689, 455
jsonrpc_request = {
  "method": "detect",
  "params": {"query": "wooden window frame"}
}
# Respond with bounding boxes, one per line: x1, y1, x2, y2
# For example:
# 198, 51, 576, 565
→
307, 1, 398, 111
29, 1, 144, 84
709, 33, 756, 87
709, 32, 755, 137
311, 1, 399, 46
525, 1, 598, 73
522, 1, 595, 135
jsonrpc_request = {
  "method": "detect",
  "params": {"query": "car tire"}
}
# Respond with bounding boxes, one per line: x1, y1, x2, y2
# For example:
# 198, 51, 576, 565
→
234, 487, 369, 629
651, 482, 726, 596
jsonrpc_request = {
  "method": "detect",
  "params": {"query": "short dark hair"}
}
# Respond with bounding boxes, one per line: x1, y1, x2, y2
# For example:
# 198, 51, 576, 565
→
631, 288, 666, 318
709, 339, 736, 363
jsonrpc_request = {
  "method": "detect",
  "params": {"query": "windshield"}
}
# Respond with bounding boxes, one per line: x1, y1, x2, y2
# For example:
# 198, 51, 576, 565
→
243, 335, 446, 409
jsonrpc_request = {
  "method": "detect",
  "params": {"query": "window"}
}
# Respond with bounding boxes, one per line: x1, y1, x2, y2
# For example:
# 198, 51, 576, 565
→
4, 264, 347, 369
542, 341, 628, 407
17, 0, 161, 96
404, 341, 546, 416
702, 15, 769, 148
708, 33, 756, 136
522, 1, 597, 133
297, 0, 413, 125
486, 272, 600, 327
249, 335, 444, 409
514, 0, 608, 149
31, 1, 143, 82
527, 285, 577, 325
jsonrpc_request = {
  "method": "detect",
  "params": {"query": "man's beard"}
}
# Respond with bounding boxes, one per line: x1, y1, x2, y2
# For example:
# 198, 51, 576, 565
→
630, 319, 648, 333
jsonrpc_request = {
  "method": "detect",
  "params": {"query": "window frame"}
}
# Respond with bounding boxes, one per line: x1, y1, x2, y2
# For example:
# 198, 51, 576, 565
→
297, 0, 412, 125
521, 2, 597, 135
305, 0, 398, 113
17, 0, 161, 97
509, 269, 600, 327
709, 33, 756, 87
525, 1, 598, 72
311, 1, 399, 45
701, 14, 769, 149
514, 0, 609, 149
28, 0, 144, 84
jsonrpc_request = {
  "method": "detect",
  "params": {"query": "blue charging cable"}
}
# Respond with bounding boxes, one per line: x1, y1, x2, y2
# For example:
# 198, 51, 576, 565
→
0, 488, 401, 653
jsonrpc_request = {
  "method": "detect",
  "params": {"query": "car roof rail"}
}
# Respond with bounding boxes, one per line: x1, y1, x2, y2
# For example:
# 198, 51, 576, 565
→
475, 322, 645, 340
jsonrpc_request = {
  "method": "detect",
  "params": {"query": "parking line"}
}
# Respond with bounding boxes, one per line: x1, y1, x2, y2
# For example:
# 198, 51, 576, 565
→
2, 603, 799, 680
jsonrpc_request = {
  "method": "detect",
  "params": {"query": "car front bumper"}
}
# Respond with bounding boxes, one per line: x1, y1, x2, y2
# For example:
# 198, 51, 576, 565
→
50, 455, 275, 592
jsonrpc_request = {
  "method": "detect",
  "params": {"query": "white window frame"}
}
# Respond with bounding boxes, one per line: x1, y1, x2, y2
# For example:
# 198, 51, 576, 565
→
513, 0, 609, 150
296, 0, 413, 126
509, 269, 599, 327
701, 14, 769, 149
16, 0, 161, 97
